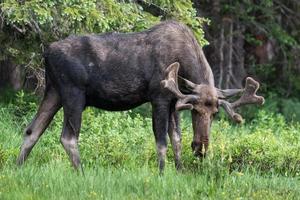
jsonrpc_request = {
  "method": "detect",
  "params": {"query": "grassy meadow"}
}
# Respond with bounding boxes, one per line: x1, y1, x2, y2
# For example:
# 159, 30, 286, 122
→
0, 91, 300, 199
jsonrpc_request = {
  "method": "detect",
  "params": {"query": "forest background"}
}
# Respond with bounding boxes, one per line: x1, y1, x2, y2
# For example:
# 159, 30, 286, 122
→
0, 1, 300, 199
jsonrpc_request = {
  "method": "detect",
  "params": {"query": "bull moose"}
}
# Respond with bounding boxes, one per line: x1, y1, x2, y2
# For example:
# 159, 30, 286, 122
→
17, 20, 264, 173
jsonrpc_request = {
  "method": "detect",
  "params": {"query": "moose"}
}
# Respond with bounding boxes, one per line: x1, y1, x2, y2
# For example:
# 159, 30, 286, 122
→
17, 21, 264, 173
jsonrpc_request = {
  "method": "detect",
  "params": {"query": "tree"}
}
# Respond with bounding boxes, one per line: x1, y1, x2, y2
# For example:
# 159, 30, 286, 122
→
0, 0, 207, 90
195, 0, 300, 98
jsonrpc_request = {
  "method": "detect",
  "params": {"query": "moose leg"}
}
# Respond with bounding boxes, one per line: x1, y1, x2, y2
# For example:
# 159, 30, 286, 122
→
60, 88, 85, 170
168, 105, 182, 170
152, 100, 170, 174
17, 87, 61, 165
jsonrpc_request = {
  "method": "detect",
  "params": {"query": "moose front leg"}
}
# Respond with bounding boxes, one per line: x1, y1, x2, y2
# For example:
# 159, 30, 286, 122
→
168, 105, 182, 171
152, 100, 170, 174
60, 88, 85, 172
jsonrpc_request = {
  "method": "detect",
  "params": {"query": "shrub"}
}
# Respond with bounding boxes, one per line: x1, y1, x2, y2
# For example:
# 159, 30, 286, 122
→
0, 145, 6, 168
1, 91, 300, 176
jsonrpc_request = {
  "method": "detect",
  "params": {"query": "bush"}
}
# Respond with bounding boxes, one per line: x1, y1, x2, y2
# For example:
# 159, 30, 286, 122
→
0, 145, 7, 168
1, 91, 300, 176
281, 98, 300, 122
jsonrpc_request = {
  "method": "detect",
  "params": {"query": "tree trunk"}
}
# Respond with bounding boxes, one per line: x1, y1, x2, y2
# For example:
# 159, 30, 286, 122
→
0, 59, 24, 90
194, 1, 246, 89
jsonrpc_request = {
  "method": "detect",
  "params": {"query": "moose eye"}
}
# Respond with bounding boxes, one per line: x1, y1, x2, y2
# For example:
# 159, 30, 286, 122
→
204, 101, 213, 107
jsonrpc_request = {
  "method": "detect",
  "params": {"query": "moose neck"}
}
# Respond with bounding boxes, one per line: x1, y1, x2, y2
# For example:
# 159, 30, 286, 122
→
179, 42, 215, 87
177, 40, 216, 157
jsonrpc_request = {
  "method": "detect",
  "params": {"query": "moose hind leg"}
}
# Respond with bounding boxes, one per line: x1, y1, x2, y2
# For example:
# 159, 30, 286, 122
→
17, 87, 61, 165
152, 100, 170, 174
60, 89, 85, 170
168, 107, 182, 171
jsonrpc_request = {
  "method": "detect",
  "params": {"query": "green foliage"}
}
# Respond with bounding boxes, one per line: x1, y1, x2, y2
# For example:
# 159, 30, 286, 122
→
13, 90, 37, 119
281, 98, 300, 122
0, 0, 207, 71
1, 92, 300, 174
242, 92, 300, 123
1, 92, 300, 198
221, 0, 300, 97
0, 88, 19, 104
149, 0, 209, 45
227, 111, 300, 176
225, 0, 297, 46
0, 144, 6, 168
1, 164, 300, 200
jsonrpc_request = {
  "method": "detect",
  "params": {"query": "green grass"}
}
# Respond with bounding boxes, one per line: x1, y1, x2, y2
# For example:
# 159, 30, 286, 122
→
1, 163, 300, 200
1, 92, 300, 199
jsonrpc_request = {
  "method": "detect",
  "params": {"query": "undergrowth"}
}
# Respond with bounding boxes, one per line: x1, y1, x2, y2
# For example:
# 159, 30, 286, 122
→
0, 90, 300, 199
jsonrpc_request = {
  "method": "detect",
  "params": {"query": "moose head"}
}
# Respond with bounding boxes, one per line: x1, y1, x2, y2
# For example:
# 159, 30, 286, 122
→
161, 62, 265, 157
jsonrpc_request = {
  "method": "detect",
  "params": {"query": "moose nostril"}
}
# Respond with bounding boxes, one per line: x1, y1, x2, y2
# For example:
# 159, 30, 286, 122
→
191, 142, 194, 149
191, 141, 201, 150
195, 151, 206, 158
191, 142, 196, 150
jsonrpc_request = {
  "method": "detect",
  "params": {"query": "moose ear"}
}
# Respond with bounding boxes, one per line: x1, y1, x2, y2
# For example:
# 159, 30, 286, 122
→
161, 62, 200, 111
176, 95, 199, 111
178, 76, 198, 93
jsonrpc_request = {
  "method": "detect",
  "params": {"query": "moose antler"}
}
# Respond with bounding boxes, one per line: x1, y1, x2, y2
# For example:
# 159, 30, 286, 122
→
160, 62, 199, 110
218, 77, 265, 123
